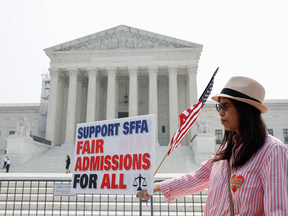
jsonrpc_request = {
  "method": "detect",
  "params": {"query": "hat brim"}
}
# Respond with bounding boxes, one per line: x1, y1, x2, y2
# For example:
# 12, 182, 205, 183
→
211, 94, 269, 114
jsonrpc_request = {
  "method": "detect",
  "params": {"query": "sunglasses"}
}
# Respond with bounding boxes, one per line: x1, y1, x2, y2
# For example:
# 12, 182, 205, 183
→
215, 102, 233, 112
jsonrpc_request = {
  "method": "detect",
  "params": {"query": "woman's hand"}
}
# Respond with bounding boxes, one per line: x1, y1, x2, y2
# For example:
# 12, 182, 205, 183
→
136, 183, 161, 200
136, 189, 152, 200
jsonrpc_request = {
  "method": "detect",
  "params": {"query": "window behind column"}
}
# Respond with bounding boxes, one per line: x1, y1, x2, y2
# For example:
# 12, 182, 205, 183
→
118, 112, 128, 118
268, 129, 273, 136
215, 129, 223, 144
283, 129, 288, 144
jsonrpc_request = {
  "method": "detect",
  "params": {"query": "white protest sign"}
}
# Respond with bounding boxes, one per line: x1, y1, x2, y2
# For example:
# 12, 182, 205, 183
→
70, 114, 155, 195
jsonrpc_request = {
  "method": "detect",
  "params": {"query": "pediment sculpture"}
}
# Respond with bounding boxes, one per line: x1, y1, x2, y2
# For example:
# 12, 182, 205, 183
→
56, 30, 195, 51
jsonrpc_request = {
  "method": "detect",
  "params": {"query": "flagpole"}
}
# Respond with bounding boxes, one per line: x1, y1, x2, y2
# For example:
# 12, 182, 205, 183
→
154, 140, 175, 176
154, 67, 219, 176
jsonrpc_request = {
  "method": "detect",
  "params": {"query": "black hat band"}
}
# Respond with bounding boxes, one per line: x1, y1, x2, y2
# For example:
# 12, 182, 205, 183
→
220, 88, 261, 104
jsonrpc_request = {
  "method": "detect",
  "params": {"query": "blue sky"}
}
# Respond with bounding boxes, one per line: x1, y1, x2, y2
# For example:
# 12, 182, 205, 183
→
1, 0, 287, 103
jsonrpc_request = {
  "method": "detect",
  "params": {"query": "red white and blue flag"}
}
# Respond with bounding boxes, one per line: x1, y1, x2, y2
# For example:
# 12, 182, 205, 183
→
168, 74, 215, 155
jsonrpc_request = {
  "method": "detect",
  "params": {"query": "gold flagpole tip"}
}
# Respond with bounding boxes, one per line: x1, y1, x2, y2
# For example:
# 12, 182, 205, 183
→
213, 67, 219, 77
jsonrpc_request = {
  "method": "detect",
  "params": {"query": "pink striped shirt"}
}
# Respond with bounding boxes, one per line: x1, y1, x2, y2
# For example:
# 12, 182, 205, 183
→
160, 134, 288, 215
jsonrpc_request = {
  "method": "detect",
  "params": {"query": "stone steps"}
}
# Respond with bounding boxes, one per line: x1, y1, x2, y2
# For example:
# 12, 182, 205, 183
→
8, 145, 75, 173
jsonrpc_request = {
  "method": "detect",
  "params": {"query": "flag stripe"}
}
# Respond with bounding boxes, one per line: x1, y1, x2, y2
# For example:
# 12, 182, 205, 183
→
172, 103, 201, 143
176, 105, 202, 143
168, 100, 202, 155
168, 75, 214, 156
168, 109, 201, 155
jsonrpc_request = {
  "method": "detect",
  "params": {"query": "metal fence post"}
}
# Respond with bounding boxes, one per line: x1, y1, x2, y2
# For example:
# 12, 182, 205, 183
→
150, 195, 154, 216
139, 198, 142, 216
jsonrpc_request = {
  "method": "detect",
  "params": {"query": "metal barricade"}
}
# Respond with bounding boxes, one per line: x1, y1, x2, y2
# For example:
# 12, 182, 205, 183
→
0, 179, 206, 215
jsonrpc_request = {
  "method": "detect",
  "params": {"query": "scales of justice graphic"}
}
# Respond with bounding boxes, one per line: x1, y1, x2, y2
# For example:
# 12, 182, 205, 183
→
133, 174, 147, 191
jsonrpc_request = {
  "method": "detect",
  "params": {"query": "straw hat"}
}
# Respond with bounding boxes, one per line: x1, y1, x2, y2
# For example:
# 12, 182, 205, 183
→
211, 76, 269, 114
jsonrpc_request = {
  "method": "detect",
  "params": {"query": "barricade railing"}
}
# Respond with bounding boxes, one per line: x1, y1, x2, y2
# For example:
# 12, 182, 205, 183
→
30, 135, 52, 146
0, 179, 206, 215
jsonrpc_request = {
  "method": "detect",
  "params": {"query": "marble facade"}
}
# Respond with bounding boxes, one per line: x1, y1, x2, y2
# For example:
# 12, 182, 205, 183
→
43, 25, 202, 146
0, 25, 287, 162
0, 104, 40, 155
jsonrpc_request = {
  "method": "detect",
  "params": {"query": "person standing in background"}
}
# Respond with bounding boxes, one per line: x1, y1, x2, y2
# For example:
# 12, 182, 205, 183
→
3, 156, 8, 169
66, 155, 70, 174
5, 157, 10, 173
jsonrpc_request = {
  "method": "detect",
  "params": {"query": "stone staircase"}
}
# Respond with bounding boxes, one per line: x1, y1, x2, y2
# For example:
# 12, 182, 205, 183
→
0, 178, 207, 215
7, 145, 75, 173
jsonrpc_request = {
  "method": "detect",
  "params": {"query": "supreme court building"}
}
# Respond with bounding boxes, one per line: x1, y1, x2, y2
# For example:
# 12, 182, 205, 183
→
1, 25, 287, 158
43, 25, 202, 146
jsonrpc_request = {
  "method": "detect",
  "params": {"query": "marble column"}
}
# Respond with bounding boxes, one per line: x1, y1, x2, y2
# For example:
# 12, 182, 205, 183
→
64, 68, 78, 145
187, 65, 198, 106
187, 65, 198, 144
148, 65, 159, 145
115, 75, 120, 118
81, 79, 88, 123
86, 67, 98, 122
168, 65, 179, 141
45, 68, 60, 144
128, 66, 139, 117
106, 66, 117, 120
76, 75, 83, 124
61, 79, 69, 144
95, 78, 101, 121
54, 73, 65, 145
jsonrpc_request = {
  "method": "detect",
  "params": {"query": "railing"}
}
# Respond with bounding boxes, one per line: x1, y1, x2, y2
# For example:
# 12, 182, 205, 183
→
30, 135, 52, 146
0, 179, 207, 216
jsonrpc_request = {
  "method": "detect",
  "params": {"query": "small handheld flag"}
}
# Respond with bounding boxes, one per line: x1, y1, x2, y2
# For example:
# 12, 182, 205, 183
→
154, 67, 219, 175
168, 67, 218, 155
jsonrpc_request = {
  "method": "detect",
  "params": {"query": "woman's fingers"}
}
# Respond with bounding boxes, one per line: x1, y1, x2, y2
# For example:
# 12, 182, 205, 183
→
136, 183, 161, 200
136, 189, 152, 200
136, 189, 147, 198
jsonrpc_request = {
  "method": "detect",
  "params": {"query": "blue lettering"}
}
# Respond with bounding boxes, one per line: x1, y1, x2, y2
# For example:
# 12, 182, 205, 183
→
123, 122, 129, 135
108, 124, 114, 136
78, 124, 122, 139
114, 123, 120, 135
130, 121, 135, 134
89, 126, 95, 138
135, 120, 141, 134
78, 127, 83, 139
101, 124, 107, 137
83, 127, 89, 139
95, 125, 101, 137
141, 120, 149, 133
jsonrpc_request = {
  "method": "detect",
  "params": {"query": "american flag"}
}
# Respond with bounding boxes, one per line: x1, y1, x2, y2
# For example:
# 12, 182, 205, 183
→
168, 74, 215, 155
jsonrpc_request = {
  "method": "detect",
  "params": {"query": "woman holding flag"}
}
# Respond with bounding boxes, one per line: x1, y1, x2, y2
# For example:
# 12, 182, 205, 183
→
137, 76, 288, 215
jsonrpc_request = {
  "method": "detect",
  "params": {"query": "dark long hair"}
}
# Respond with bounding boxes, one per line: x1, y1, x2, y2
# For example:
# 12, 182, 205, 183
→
212, 99, 267, 169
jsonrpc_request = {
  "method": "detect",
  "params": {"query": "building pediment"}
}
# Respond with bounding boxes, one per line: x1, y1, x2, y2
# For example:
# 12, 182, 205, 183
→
44, 25, 202, 53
